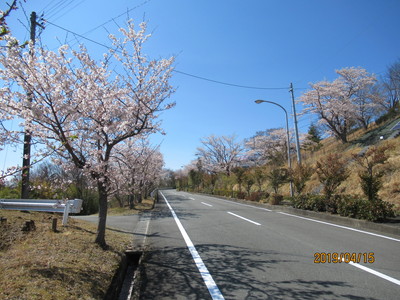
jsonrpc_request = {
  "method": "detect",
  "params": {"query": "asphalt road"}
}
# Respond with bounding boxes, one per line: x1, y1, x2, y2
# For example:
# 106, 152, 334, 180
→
140, 189, 400, 300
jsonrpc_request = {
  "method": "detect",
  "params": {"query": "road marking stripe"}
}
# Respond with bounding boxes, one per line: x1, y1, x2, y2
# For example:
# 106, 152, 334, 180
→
227, 212, 261, 225
201, 202, 213, 207
345, 260, 400, 286
215, 198, 272, 211
189, 197, 195, 200
160, 192, 225, 300
278, 212, 400, 242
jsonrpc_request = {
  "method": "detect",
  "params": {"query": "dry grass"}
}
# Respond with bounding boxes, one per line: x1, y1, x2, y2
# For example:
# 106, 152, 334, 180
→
271, 120, 400, 214
107, 199, 154, 216
0, 210, 133, 300
299, 131, 400, 212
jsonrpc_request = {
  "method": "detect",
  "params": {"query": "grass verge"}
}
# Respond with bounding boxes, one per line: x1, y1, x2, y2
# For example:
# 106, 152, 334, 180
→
107, 199, 154, 216
0, 209, 134, 300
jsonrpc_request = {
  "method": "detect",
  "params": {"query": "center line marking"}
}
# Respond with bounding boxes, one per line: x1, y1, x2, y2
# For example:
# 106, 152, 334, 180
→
227, 212, 261, 226
201, 202, 213, 207
160, 192, 225, 300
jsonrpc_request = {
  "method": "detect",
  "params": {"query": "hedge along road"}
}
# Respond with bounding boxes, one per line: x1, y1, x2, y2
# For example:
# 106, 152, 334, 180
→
140, 190, 400, 300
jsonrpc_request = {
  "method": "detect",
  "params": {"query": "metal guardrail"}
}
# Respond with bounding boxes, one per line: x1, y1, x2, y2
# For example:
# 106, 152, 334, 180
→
0, 199, 83, 225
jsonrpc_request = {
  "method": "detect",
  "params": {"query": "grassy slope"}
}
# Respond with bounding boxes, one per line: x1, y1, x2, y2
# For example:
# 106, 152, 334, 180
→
0, 202, 152, 300
295, 117, 400, 212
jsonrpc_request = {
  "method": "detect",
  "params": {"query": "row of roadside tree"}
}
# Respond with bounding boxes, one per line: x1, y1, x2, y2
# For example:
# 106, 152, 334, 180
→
176, 63, 400, 222
0, 4, 174, 247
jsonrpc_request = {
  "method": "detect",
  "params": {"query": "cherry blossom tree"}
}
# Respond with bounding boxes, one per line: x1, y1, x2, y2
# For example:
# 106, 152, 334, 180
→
299, 67, 378, 143
0, 0, 18, 38
196, 134, 244, 176
244, 128, 290, 166
110, 138, 164, 208
0, 20, 175, 247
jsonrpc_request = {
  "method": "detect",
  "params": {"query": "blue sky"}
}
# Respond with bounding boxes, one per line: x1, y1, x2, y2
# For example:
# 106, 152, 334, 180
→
1, 0, 400, 172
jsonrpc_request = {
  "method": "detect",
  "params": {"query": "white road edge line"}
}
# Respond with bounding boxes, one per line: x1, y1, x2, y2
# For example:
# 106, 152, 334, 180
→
345, 260, 400, 286
227, 212, 261, 226
277, 212, 400, 242
201, 202, 213, 207
160, 191, 225, 300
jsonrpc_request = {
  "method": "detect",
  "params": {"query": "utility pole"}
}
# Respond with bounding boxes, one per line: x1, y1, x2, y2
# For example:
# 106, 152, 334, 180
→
21, 11, 37, 199
290, 83, 302, 165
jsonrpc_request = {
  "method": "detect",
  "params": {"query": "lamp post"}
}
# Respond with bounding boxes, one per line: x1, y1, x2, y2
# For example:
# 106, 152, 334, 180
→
255, 99, 293, 197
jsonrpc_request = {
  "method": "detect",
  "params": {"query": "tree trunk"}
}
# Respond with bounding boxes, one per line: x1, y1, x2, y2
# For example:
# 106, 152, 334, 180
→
95, 180, 108, 248
115, 194, 124, 208
128, 194, 134, 209
136, 193, 142, 204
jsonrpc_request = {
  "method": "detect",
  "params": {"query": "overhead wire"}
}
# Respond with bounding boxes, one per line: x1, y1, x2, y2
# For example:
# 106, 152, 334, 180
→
44, 0, 77, 21
44, 20, 296, 91
78, 0, 152, 38
42, 0, 66, 18
45, 0, 87, 23
172, 70, 289, 90
36, 0, 309, 92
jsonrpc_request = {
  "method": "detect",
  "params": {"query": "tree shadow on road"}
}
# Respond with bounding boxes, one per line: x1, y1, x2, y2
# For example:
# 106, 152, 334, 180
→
139, 243, 377, 300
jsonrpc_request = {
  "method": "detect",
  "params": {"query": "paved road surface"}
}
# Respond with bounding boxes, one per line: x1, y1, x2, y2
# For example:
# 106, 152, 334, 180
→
140, 190, 400, 300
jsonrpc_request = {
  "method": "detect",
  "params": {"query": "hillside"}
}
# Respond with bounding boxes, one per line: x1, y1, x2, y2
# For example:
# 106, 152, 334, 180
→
298, 117, 400, 212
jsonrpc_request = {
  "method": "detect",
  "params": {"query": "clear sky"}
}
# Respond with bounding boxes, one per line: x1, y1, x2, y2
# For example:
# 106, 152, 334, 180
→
1, 0, 400, 172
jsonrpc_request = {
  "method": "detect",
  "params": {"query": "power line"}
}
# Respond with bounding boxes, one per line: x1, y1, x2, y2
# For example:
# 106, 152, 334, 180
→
43, 0, 66, 18
44, 19, 112, 49
46, 0, 85, 23
79, 0, 152, 37
173, 70, 289, 90
45, 20, 295, 91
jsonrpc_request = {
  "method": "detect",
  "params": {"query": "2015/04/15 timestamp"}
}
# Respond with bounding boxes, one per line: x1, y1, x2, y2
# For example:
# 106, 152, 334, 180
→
314, 252, 375, 263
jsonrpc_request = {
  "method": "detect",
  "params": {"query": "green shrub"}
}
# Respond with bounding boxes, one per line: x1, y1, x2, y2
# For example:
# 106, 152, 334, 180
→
246, 191, 268, 202
325, 194, 342, 214
309, 194, 326, 212
337, 195, 367, 218
236, 191, 247, 200
269, 194, 283, 205
336, 195, 395, 222
291, 194, 326, 211
365, 199, 395, 222
212, 189, 231, 198
0, 186, 20, 199
291, 194, 308, 209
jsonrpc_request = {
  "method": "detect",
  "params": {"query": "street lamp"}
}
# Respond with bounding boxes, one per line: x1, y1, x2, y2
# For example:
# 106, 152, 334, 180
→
254, 99, 293, 197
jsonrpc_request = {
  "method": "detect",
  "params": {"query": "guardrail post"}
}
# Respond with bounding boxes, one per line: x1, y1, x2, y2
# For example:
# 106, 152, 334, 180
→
52, 218, 58, 232
62, 200, 71, 226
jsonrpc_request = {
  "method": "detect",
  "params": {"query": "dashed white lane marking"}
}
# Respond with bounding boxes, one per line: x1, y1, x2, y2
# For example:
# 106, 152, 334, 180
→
175, 191, 400, 287
160, 192, 225, 300
201, 202, 213, 207
213, 197, 272, 211
227, 211, 261, 226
